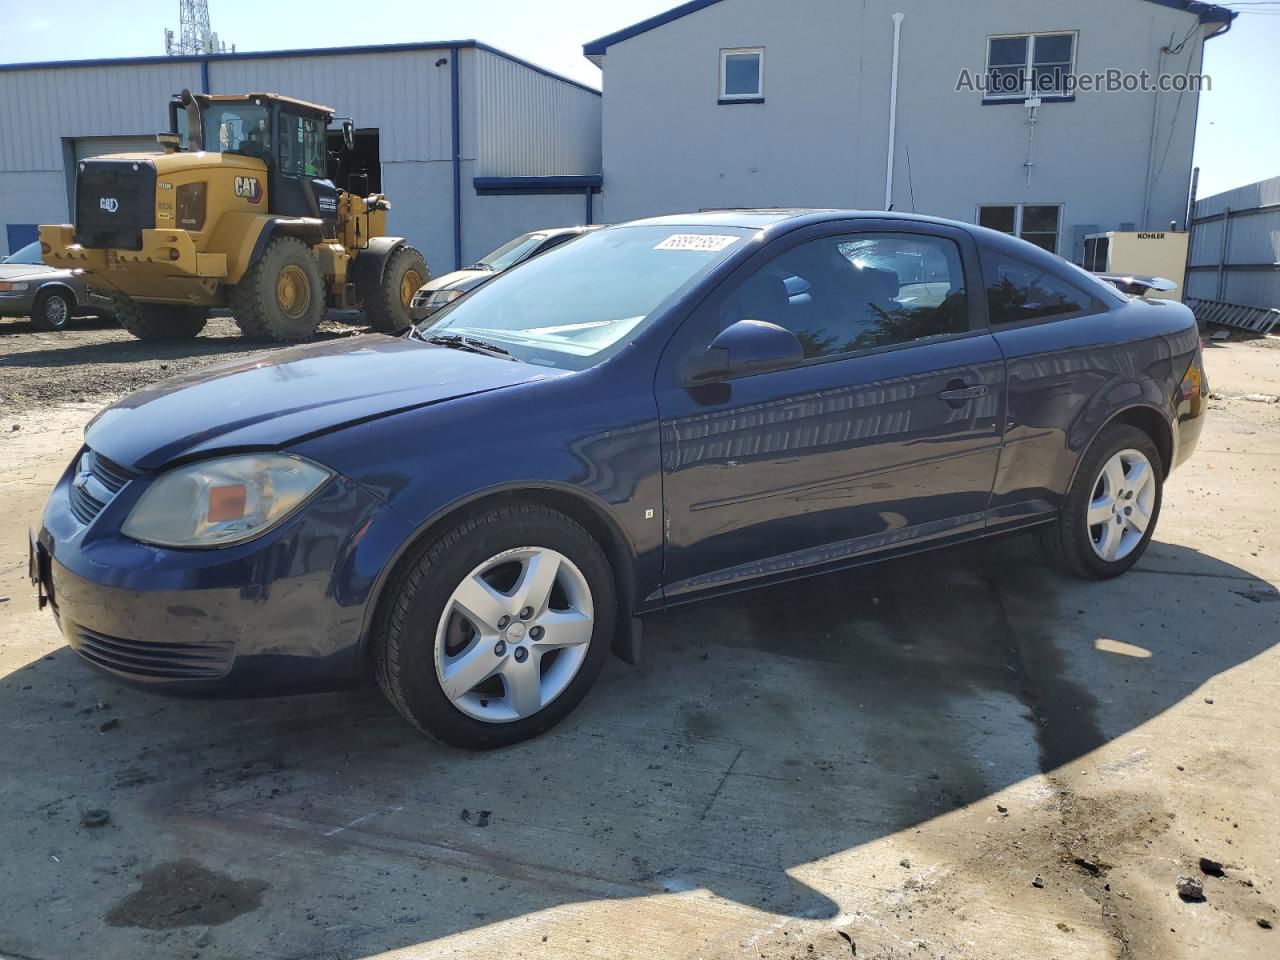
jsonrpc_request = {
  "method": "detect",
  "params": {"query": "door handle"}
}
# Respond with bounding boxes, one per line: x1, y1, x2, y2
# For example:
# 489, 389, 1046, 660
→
937, 383, 988, 403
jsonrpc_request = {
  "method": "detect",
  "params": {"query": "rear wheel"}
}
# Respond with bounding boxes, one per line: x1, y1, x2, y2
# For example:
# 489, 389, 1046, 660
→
359, 244, 428, 333
230, 236, 325, 341
1038, 423, 1164, 579
111, 293, 207, 341
372, 503, 615, 749
31, 289, 72, 332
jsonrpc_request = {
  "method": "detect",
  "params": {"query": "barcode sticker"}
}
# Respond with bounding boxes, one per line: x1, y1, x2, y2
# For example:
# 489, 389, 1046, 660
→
654, 234, 739, 252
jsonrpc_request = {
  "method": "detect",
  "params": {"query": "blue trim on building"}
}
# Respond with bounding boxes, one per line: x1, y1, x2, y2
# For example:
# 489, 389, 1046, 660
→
582, 0, 1236, 58
0, 40, 602, 96
199, 58, 209, 94
473, 176, 603, 196
584, 0, 723, 57
450, 48, 463, 272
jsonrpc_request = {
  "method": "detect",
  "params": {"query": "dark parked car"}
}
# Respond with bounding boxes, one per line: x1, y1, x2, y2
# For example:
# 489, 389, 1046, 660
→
0, 241, 111, 330
31, 210, 1206, 748
408, 226, 601, 320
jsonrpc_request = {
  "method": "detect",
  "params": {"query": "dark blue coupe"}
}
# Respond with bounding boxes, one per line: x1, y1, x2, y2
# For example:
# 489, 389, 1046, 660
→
31, 210, 1207, 748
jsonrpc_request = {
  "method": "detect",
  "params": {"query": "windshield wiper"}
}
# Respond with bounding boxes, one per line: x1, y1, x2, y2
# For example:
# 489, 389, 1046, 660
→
422, 333, 517, 361
466, 262, 496, 271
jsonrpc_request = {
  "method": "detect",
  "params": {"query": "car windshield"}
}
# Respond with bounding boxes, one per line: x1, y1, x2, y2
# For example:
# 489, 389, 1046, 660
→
2, 242, 42, 265
475, 233, 546, 271
419, 225, 755, 370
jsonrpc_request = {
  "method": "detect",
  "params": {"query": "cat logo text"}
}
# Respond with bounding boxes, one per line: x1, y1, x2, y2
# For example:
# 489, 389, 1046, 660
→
234, 177, 263, 204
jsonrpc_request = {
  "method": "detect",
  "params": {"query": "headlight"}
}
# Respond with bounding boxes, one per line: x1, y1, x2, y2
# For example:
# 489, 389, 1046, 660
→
428, 288, 465, 307
122, 454, 332, 548
0, 281, 30, 292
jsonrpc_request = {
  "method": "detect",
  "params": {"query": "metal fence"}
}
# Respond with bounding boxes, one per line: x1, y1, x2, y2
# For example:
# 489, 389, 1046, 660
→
1186, 175, 1280, 331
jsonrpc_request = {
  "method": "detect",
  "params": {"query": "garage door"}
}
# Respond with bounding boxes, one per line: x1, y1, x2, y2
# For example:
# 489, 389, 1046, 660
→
73, 136, 164, 162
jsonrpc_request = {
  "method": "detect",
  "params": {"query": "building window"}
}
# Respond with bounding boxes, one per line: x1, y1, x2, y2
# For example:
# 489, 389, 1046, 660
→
978, 204, 1062, 255
720, 47, 764, 102
985, 32, 1075, 101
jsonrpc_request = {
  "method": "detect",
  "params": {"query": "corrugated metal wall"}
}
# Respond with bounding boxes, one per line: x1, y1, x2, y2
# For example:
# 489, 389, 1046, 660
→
0, 61, 203, 172
1187, 175, 1280, 310
209, 50, 458, 163
473, 49, 601, 177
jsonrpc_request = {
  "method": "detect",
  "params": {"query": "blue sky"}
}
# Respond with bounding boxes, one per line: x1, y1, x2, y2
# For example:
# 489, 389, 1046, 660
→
0, 0, 1273, 199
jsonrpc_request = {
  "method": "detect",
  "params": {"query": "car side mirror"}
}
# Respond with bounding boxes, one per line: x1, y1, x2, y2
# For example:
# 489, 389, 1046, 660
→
690, 319, 805, 383
342, 120, 356, 152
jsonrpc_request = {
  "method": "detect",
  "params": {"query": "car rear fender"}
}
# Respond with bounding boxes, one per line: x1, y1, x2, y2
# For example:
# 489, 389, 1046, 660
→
1066, 399, 1175, 494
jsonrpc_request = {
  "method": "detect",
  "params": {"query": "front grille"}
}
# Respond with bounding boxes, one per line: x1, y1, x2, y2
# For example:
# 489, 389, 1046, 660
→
68, 448, 137, 526
74, 627, 234, 680
74, 158, 157, 251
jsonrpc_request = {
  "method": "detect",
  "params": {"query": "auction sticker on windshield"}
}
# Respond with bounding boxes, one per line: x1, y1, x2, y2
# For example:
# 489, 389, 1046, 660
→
654, 234, 740, 252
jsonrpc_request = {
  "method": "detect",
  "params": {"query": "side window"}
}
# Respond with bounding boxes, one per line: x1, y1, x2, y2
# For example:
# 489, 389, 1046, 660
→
981, 249, 1095, 325
718, 233, 969, 360
278, 113, 325, 177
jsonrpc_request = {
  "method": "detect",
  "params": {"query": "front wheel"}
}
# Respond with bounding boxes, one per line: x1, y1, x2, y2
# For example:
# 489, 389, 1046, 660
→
1038, 423, 1164, 579
359, 244, 428, 333
31, 289, 73, 331
373, 503, 616, 749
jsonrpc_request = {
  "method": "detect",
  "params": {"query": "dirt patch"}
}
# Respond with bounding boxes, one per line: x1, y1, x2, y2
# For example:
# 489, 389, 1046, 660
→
105, 859, 267, 929
0, 312, 371, 418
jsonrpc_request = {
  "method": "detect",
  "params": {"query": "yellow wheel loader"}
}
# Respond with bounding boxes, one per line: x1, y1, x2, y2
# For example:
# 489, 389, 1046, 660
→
39, 91, 428, 342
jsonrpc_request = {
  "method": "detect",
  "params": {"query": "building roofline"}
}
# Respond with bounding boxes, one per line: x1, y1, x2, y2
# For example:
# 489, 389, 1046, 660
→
581, 0, 1237, 61
0, 39, 602, 97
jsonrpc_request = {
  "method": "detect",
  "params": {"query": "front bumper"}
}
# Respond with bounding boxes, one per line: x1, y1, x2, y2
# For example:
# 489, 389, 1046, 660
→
34, 448, 411, 697
0, 289, 37, 316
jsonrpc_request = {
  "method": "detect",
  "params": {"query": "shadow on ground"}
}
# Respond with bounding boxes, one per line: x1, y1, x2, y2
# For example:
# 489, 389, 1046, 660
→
0, 535, 1275, 958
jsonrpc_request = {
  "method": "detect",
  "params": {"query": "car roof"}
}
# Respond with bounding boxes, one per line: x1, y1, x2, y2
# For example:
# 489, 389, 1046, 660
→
622, 209, 979, 231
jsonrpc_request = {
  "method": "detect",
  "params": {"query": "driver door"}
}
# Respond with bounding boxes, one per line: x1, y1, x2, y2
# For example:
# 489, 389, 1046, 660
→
654, 221, 1006, 600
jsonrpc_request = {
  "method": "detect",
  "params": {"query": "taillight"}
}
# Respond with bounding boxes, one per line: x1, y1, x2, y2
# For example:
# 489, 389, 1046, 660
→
1181, 363, 1202, 401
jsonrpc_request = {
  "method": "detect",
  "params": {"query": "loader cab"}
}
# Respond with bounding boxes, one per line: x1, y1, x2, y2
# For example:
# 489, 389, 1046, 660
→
169, 92, 341, 231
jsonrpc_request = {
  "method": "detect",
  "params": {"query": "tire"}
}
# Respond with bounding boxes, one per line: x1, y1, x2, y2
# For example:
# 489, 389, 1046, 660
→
111, 293, 207, 341
229, 236, 325, 341
1037, 423, 1164, 580
31, 289, 72, 332
359, 244, 428, 333
372, 503, 616, 749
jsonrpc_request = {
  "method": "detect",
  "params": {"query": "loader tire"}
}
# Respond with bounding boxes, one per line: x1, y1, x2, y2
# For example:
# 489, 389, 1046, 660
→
359, 244, 428, 333
230, 236, 325, 342
112, 294, 207, 341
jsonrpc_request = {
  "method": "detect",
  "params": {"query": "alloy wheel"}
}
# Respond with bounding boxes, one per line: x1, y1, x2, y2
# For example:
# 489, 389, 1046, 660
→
434, 546, 594, 723
1088, 448, 1156, 562
45, 294, 69, 327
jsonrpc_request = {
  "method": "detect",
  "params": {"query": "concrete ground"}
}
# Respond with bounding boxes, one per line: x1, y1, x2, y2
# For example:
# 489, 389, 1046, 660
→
0, 329, 1277, 960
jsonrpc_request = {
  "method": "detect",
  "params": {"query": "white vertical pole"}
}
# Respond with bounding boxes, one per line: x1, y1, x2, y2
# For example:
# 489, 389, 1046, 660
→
884, 12, 905, 210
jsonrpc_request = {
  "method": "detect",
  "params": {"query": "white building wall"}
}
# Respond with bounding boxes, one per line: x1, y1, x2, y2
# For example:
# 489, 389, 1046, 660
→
597, 0, 1211, 261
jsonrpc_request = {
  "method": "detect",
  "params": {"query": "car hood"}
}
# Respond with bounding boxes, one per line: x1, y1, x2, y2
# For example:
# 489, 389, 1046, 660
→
86, 334, 565, 471
423, 269, 492, 293
0, 262, 58, 282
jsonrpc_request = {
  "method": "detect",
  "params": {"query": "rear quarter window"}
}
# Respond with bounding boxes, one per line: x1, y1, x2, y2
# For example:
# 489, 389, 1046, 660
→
980, 247, 1104, 326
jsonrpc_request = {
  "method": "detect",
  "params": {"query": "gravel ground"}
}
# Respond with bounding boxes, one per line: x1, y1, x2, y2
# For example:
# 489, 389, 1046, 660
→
0, 312, 374, 419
